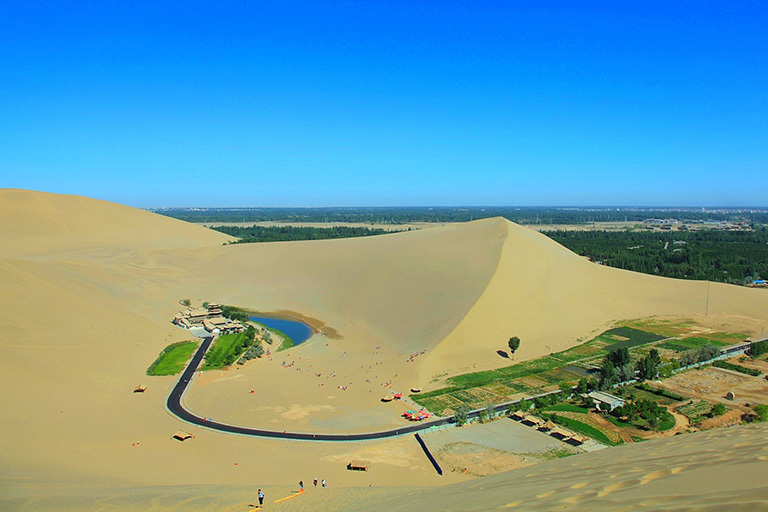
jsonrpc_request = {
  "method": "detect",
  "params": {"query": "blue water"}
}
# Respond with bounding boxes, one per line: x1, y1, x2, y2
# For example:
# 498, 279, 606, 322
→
249, 316, 314, 346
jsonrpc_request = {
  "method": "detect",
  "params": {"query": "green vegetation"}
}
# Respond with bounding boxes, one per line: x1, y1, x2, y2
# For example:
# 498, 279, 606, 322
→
712, 360, 761, 376
753, 404, 768, 422
202, 326, 258, 370
508, 336, 521, 354
272, 328, 293, 351
545, 228, 768, 285
678, 400, 715, 423
153, 206, 768, 226
634, 383, 684, 402
612, 398, 675, 431
221, 304, 250, 323
543, 404, 590, 414
749, 339, 768, 357
147, 341, 198, 376
711, 403, 727, 416
679, 344, 722, 367
544, 413, 616, 445
411, 320, 744, 416
454, 406, 470, 427
214, 225, 399, 243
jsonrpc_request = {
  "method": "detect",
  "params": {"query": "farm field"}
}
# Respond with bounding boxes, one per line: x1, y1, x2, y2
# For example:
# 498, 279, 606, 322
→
412, 319, 748, 414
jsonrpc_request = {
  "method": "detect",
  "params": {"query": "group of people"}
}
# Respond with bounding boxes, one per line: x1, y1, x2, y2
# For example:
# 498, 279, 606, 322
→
255, 478, 327, 507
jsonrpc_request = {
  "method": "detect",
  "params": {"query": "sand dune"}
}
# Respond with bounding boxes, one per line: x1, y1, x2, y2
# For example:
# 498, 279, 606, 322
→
0, 188, 233, 259
2, 190, 768, 511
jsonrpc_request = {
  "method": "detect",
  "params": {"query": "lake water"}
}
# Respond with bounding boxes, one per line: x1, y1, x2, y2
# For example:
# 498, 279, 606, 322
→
249, 315, 314, 346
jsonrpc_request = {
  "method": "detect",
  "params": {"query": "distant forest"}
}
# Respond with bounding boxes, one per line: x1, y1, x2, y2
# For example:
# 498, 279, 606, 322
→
152, 206, 768, 226
214, 225, 398, 243
545, 228, 768, 284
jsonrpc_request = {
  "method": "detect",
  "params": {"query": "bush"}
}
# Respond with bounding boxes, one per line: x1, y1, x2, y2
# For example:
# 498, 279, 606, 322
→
635, 383, 683, 401
753, 404, 768, 422
711, 403, 727, 416
749, 340, 768, 357
454, 406, 470, 426
713, 360, 761, 376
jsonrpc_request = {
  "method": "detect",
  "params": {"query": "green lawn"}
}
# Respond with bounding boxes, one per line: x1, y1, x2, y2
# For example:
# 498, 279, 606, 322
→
147, 341, 198, 376
271, 327, 293, 351
202, 332, 251, 370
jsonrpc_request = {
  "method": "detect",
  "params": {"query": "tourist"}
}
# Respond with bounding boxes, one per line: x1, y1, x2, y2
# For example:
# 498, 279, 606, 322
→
322, 479, 327, 487
299, 480, 304, 491
313, 477, 318, 487
258, 489, 264, 506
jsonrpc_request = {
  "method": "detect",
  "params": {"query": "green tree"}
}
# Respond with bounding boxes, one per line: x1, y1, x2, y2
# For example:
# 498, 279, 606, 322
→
636, 349, 661, 381
181, 298, 191, 307
508, 336, 521, 354
711, 403, 727, 416
454, 406, 471, 426
607, 347, 631, 367
518, 398, 531, 411
753, 404, 768, 422
559, 382, 574, 397
576, 378, 589, 394
485, 402, 496, 420
600, 360, 618, 390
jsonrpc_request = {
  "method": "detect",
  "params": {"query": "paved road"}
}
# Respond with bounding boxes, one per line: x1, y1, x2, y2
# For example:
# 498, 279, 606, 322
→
165, 335, 456, 441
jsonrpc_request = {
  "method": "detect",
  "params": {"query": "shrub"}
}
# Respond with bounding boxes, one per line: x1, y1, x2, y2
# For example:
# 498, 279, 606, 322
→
713, 360, 761, 376
753, 404, 768, 422
454, 406, 470, 426
749, 340, 768, 357
711, 403, 727, 416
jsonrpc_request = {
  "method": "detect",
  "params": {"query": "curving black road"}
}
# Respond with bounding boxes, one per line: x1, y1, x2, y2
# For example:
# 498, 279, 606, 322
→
166, 335, 456, 441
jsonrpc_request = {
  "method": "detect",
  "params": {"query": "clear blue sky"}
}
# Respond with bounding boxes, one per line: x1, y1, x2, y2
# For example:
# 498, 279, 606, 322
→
1, 1, 765, 207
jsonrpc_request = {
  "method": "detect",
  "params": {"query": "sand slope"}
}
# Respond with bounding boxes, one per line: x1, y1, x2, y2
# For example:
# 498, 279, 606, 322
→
0, 188, 233, 259
2, 190, 768, 511
421, 220, 768, 380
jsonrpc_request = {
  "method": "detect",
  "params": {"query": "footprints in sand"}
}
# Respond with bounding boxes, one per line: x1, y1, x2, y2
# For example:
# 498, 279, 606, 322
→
639, 466, 684, 486
597, 480, 636, 497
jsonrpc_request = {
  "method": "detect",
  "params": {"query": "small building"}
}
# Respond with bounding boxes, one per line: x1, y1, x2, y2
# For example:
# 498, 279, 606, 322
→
522, 414, 544, 427
567, 434, 588, 446
511, 411, 526, 421
133, 385, 147, 393
538, 419, 556, 432
206, 302, 223, 315
187, 308, 210, 324
172, 431, 194, 441
550, 427, 575, 440
588, 391, 626, 412
726, 391, 736, 400
347, 460, 371, 471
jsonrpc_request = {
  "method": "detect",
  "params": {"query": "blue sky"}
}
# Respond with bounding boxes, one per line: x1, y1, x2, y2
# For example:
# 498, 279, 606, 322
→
1, 1, 765, 207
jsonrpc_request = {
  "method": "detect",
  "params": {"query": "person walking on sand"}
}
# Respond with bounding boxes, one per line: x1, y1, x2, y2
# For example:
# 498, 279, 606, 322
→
258, 489, 264, 506
313, 477, 318, 487
322, 479, 327, 488
299, 480, 304, 492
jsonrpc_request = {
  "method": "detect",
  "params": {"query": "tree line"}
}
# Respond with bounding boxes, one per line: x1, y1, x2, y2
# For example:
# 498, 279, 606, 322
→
213, 225, 399, 243
545, 227, 768, 284
152, 206, 768, 226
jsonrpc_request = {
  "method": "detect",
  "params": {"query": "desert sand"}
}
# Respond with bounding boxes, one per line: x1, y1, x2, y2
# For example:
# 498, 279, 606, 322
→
2, 188, 768, 510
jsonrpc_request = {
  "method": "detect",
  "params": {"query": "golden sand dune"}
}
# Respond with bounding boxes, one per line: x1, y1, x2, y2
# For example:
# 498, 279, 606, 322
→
0, 188, 233, 259
2, 190, 768, 511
